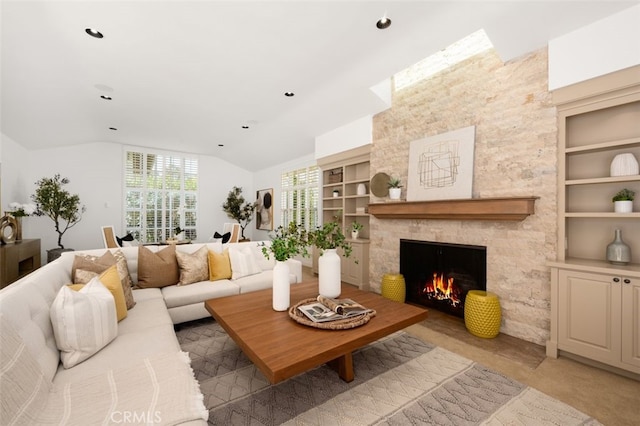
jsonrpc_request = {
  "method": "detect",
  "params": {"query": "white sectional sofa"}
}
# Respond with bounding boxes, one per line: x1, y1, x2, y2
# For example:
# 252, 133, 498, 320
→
0, 240, 301, 425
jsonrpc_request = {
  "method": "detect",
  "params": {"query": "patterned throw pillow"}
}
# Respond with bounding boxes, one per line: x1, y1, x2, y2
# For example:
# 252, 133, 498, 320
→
208, 249, 232, 281
72, 250, 135, 310
50, 278, 118, 369
137, 245, 180, 288
69, 266, 128, 321
175, 246, 209, 285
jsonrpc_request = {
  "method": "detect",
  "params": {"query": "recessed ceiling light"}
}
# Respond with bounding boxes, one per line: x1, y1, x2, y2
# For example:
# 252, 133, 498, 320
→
100, 95, 112, 100
242, 125, 249, 129
284, 92, 295, 97
85, 28, 104, 38
376, 15, 392, 29
109, 127, 117, 131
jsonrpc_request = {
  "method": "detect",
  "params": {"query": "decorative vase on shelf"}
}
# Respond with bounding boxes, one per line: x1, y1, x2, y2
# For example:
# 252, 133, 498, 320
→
318, 249, 341, 298
272, 261, 290, 311
606, 229, 631, 265
610, 153, 639, 177
357, 183, 367, 195
351, 230, 359, 240
389, 188, 401, 200
614, 200, 633, 213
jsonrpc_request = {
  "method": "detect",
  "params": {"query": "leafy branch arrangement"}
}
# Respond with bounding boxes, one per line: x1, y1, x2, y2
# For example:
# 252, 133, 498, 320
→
261, 222, 310, 262
308, 221, 353, 258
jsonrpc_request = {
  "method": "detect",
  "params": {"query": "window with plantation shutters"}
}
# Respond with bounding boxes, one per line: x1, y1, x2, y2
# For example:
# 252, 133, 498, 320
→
124, 150, 198, 243
280, 165, 319, 232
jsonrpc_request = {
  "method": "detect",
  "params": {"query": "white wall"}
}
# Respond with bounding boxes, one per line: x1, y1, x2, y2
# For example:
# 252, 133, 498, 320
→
1, 138, 254, 263
548, 4, 640, 90
1, 133, 31, 210
315, 115, 372, 160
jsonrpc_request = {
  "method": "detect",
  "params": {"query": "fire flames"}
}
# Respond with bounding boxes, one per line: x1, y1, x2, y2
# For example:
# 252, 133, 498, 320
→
421, 272, 462, 307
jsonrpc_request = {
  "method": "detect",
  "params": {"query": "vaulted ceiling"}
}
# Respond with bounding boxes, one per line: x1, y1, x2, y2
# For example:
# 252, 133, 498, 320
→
1, 1, 635, 171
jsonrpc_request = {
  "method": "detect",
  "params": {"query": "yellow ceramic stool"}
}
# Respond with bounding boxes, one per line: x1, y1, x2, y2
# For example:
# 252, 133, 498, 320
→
464, 290, 501, 338
381, 273, 406, 302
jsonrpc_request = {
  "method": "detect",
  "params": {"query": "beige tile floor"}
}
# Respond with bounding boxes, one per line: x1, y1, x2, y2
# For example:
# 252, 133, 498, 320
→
301, 268, 640, 426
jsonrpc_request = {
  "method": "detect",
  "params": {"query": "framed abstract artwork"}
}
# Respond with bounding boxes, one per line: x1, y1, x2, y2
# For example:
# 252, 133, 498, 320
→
256, 188, 273, 231
406, 125, 475, 201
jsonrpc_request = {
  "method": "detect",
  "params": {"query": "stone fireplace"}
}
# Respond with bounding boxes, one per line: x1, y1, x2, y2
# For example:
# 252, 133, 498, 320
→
400, 239, 486, 318
368, 47, 558, 346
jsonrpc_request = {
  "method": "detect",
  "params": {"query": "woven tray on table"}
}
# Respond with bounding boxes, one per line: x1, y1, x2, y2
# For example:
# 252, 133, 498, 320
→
288, 298, 376, 330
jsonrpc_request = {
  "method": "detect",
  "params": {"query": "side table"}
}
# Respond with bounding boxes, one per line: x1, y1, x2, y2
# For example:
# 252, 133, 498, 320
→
0, 239, 41, 289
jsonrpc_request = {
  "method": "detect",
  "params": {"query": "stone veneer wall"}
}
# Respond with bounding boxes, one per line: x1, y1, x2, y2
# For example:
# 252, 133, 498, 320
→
370, 47, 557, 345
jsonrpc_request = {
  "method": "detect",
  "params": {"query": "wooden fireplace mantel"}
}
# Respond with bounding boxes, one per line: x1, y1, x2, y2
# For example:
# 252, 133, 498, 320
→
368, 197, 538, 221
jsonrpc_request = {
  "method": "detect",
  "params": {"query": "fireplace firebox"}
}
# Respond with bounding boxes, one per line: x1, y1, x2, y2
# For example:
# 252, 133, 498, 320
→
400, 239, 486, 318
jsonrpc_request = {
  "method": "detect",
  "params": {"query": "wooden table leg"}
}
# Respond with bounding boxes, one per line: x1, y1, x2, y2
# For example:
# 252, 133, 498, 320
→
327, 352, 354, 382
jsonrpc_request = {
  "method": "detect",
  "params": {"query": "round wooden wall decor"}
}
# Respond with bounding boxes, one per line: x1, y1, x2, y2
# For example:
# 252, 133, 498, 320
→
370, 172, 390, 197
0, 215, 17, 244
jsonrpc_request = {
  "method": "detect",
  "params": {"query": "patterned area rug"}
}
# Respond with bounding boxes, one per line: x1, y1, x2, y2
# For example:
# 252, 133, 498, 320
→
177, 318, 601, 425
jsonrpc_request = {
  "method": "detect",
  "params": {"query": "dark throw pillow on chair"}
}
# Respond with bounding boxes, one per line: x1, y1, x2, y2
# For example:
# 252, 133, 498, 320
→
116, 233, 135, 247
213, 231, 231, 244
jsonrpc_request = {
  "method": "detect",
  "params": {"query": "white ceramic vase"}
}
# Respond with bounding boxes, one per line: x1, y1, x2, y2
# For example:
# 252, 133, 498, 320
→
614, 200, 633, 213
351, 230, 359, 239
272, 260, 290, 311
357, 183, 367, 195
610, 153, 639, 177
389, 188, 401, 200
318, 249, 341, 298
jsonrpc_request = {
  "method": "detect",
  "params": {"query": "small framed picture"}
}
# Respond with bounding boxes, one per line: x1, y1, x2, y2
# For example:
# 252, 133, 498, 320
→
256, 188, 273, 231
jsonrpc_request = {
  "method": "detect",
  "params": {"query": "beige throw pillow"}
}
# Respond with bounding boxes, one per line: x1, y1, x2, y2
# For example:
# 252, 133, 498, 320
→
69, 265, 128, 321
229, 246, 262, 280
175, 246, 209, 285
137, 245, 179, 288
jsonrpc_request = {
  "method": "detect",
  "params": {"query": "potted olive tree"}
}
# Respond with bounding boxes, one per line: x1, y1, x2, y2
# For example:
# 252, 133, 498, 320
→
31, 174, 86, 261
222, 186, 256, 241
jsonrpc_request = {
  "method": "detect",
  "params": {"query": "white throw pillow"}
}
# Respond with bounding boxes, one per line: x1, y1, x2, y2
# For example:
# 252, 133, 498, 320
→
229, 246, 262, 280
50, 277, 118, 369
251, 242, 276, 271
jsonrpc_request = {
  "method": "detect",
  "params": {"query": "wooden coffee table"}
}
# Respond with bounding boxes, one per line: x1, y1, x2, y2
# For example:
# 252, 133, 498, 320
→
204, 280, 428, 384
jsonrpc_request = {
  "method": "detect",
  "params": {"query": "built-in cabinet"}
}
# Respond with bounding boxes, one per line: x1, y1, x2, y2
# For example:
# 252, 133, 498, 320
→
314, 145, 370, 290
547, 66, 640, 377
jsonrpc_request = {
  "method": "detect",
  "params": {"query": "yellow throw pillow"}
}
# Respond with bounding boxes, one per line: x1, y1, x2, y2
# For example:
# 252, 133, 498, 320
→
68, 265, 128, 321
208, 249, 232, 281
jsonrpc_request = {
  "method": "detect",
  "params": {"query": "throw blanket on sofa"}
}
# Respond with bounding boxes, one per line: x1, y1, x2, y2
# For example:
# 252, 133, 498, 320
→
1, 315, 207, 426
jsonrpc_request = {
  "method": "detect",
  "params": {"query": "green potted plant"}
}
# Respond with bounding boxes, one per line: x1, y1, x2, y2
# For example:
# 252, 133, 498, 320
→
222, 186, 256, 240
31, 174, 86, 260
612, 188, 634, 213
388, 176, 402, 200
350, 221, 363, 239
261, 222, 309, 311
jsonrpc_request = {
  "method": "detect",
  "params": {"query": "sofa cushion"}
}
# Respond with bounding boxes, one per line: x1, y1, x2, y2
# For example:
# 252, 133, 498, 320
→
72, 250, 135, 310
176, 246, 209, 285
0, 314, 50, 425
236, 269, 297, 294
137, 245, 179, 288
50, 277, 118, 369
112, 249, 136, 309
229, 246, 262, 280
161, 280, 240, 309
69, 265, 128, 322
208, 249, 232, 281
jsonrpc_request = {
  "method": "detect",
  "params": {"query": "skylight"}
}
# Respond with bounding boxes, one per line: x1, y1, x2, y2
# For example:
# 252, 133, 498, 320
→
394, 29, 494, 91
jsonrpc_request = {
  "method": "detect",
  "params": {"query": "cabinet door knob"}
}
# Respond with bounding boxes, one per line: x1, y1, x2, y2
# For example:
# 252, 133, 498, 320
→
624, 279, 631, 284
613, 277, 620, 283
